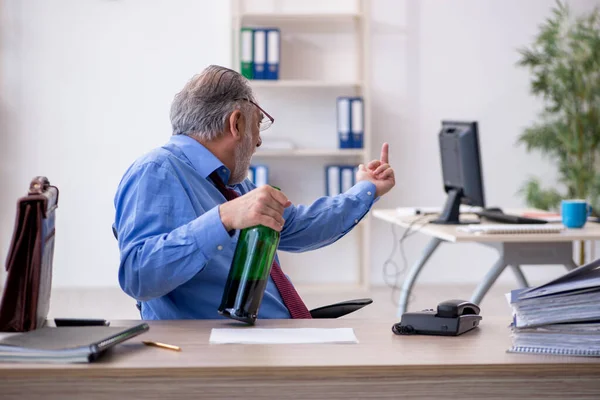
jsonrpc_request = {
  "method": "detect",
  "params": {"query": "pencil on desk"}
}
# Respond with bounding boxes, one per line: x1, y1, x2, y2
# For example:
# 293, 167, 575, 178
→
142, 340, 181, 352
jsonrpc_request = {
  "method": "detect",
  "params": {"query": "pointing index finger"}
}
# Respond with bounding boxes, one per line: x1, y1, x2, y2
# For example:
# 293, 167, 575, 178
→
380, 143, 389, 164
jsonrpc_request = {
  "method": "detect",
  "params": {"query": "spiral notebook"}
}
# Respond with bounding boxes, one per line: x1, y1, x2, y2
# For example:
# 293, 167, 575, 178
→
508, 346, 600, 357
506, 259, 600, 357
457, 223, 565, 235
508, 321, 600, 357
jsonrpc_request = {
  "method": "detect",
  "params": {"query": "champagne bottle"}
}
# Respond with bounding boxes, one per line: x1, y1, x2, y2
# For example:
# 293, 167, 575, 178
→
218, 188, 281, 325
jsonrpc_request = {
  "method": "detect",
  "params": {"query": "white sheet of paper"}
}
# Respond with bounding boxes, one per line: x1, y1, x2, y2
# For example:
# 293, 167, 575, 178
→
209, 328, 358, 344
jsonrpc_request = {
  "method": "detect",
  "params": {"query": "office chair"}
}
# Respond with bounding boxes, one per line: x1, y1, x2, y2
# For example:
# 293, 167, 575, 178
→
112, 226, 372, 319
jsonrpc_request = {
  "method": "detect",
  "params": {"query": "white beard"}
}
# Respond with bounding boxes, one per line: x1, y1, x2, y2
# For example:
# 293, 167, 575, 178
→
229, 126, 254, 185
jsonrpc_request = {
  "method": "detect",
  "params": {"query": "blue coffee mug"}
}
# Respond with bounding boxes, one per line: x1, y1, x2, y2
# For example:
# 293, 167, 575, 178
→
561, 200, 591, 228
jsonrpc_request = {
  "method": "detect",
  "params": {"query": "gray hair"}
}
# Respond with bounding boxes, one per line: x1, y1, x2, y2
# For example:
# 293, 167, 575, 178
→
170, 65, 255, 141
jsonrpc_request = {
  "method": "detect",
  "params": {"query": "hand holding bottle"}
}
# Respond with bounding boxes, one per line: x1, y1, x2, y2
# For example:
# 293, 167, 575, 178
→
219, 185, 291, 232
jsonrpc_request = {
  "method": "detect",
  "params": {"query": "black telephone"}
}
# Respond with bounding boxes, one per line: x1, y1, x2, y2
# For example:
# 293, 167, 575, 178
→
392, 299, 482, 336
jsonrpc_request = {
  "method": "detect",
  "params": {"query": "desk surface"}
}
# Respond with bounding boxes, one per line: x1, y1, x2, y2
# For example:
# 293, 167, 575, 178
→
1, 318, 599, 399
373, 208, 600, 243
1, 318, 598, 370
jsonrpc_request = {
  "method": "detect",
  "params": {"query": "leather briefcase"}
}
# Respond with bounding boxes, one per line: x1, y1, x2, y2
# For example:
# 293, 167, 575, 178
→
0, 177, 59, 332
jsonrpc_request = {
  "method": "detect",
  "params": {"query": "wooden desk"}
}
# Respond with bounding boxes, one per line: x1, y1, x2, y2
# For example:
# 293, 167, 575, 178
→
1, 318, 599, 399
373, 209, 600, 315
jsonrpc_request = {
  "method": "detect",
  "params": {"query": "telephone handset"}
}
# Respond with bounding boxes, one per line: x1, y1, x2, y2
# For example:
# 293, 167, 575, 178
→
392, 299, 482, 336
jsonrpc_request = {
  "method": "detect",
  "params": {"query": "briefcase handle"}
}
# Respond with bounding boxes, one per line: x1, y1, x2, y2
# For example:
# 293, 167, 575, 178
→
27, 176, 59, 217
29, 176, 50, 195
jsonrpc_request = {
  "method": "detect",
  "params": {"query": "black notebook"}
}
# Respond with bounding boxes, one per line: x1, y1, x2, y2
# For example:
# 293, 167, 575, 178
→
0, 323, 149, 363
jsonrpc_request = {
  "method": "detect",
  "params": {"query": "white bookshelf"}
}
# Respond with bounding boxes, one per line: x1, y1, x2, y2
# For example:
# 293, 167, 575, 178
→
232, 0, 372, 290
241, 12, 361, 25
255, 149, 365, 158
250, 80, 362, 89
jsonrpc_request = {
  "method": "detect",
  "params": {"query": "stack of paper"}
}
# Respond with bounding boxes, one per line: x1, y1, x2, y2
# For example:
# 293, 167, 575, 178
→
510, 323, 600, 356
507, 258, 600, 357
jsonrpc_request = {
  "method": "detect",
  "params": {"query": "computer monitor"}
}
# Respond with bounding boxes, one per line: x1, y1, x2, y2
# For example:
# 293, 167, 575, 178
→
432, 121, 485, 224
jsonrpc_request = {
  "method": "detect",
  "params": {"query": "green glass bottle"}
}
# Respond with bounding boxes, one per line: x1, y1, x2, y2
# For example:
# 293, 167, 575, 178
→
218, 188, 281, 325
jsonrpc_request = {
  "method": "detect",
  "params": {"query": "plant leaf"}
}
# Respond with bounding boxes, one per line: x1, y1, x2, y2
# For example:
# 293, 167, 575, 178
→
519, 178, 564, 211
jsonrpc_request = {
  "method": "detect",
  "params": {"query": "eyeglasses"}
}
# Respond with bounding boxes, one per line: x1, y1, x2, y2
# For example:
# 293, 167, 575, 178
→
236, 98, 274, 131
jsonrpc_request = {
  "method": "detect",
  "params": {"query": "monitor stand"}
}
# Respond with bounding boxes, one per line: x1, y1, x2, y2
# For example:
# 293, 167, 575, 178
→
430, 189, 479, 225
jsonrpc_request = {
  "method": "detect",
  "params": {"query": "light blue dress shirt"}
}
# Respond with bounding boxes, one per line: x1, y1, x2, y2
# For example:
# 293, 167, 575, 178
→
114, 134, 377, 320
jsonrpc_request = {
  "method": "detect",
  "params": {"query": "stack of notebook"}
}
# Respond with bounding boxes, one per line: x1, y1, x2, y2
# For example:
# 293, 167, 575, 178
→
0, 323, 149, 363
507, 258, 600, 357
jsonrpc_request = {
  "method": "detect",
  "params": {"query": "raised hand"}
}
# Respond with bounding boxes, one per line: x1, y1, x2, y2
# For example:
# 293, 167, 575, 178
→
356, 143, 396, 197
219, 185, 292, 232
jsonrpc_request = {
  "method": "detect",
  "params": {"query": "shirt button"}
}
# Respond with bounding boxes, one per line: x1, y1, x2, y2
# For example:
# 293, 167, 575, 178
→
367, 191, 372, 196
221, 168, 226, 173
217, 245, 223, 251
354, 219, 359, 224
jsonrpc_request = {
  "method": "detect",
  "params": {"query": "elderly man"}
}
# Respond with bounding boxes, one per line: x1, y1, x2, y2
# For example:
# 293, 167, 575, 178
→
114, 65, 395, 320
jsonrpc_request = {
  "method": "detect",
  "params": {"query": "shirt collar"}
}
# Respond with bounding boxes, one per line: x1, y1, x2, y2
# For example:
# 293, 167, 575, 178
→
168, 134, 232, 184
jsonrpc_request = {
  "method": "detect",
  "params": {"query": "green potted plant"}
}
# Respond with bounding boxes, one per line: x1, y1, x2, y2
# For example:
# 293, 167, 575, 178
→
516, 1, 600, 263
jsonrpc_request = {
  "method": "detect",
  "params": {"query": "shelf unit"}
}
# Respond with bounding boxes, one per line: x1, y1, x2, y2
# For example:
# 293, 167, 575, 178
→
254, 148, 365, 158
241, 12, 361, 25
249, 80, 362, 89
231, 0, 372, 291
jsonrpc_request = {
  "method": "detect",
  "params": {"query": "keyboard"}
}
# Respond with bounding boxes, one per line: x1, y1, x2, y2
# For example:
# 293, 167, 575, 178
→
476, 209, 548, 225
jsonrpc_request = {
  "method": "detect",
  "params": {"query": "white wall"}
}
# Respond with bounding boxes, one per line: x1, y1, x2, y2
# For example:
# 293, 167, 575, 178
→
369, 0, 600, 287
0, 0, 231, 287
1, 0, 599, 290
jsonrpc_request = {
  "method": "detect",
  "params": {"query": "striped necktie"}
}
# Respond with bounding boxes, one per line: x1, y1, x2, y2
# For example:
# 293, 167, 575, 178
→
209, 172, 312, 319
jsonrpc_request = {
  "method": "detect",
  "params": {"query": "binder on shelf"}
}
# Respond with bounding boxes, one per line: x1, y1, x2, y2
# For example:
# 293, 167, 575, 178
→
350, 97, 364, 149
266, 28, 280, 80
326, 165, 341, 197
253, 29, 267, 80
340, 166, 355, 193
336, 97, 352, 149
240, 28, 254, 79
251, 164, 269, 187
247, 166, 255, 184
325, 165, 357, 196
